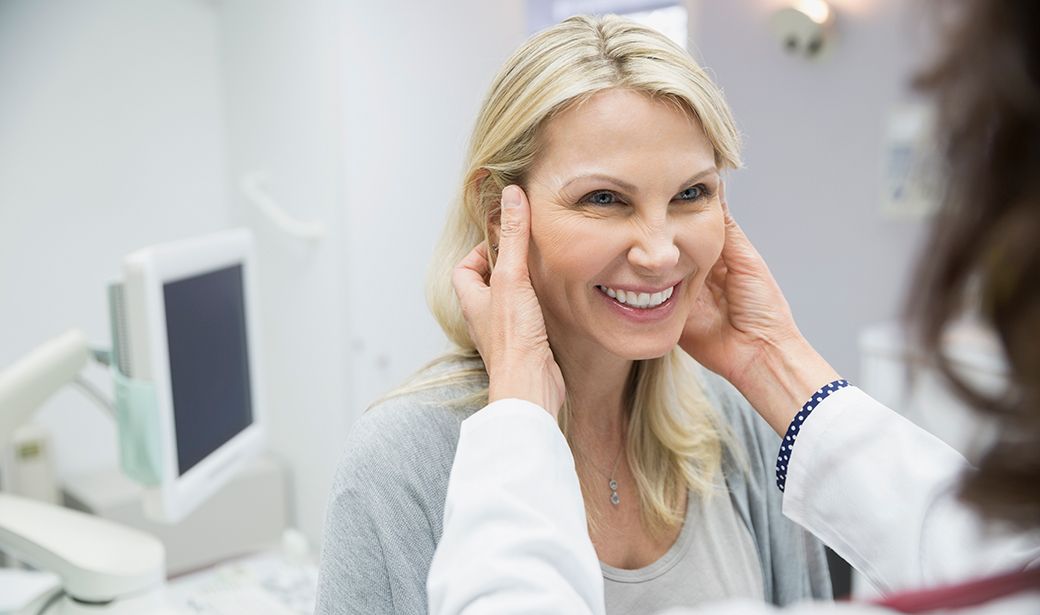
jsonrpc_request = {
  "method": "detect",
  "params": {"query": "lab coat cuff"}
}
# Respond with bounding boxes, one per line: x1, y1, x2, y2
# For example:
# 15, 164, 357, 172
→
782, 384, 862, 510
464, 397, 560, 432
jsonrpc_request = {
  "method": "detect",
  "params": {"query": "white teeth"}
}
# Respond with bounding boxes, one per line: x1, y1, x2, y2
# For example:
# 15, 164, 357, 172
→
597, 285, 675, 309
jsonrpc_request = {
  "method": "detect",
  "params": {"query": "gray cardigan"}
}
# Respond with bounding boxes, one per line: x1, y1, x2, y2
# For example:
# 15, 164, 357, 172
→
315, 361, 832, 614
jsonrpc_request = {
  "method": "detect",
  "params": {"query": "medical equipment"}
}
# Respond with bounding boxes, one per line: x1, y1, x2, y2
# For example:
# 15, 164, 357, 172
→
8, 423, 60, 504
113, 228, 266, 523
0, 332, 90, 469
0, 330, 91, 500
165, 533, 318, 614
0, 492, 170, 614
0, 228, 268, 614
63, 453, 287, 576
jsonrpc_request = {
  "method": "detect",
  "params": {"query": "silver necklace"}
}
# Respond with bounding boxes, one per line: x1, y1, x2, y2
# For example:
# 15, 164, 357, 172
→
586, 444, 624, 506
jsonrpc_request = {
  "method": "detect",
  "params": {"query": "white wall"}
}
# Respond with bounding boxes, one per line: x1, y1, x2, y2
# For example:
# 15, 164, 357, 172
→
337, 1, 527, 421
0, 0, 231, 478
214, 0, 353, 547
690, 0, 929, 380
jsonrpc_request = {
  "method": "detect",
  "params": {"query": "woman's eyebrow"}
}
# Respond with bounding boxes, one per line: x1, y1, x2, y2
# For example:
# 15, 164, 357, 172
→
678, 167, 719, 187
559, 167, 718, 193
559, 173, 637, 193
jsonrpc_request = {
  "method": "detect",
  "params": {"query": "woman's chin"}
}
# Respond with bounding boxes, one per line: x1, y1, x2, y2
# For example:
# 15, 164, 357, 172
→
607, 335, 682, 361
628, 348, 677, 361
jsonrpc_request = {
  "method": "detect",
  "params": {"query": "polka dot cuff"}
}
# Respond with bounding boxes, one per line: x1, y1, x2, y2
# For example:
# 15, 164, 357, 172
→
776, 379, 850, 492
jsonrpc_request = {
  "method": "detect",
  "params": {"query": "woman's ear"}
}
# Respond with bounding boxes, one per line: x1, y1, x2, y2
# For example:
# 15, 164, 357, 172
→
471, 168, 501, 246
487, 205, 501, 248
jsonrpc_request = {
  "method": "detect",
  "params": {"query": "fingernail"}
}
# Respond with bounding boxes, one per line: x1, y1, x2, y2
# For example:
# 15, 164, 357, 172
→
502, 186, 520, 210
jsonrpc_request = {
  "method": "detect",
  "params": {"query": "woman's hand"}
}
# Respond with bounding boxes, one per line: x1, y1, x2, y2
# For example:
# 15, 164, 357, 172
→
452, 185, 566, 419
681, 184, 840, 434
680, 183, 802, 381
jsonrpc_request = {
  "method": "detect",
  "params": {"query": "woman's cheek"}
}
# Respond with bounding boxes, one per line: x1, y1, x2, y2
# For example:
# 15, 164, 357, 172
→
683, 214, 725, 271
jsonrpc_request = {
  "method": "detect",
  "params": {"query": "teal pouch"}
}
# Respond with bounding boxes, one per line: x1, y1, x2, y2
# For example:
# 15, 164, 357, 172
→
112, 367, 163, 486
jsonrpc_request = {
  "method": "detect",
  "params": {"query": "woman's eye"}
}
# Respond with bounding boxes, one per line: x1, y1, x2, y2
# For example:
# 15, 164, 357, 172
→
676, 184, 708, 201
582, 191, 621, 206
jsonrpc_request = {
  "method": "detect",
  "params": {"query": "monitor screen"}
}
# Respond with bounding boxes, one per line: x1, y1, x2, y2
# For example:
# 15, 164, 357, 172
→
162, 264, 254, 476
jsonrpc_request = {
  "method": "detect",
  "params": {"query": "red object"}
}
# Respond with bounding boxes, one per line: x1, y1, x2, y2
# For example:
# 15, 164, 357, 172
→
871, 567, 1040, 613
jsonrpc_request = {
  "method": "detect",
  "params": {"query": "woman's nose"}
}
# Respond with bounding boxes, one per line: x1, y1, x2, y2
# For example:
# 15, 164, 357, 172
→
627, 223, 680, 275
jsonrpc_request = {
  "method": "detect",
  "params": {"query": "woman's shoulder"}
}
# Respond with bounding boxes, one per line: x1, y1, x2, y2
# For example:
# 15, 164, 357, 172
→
332, 355, 488, 492
317, 357, 488, 613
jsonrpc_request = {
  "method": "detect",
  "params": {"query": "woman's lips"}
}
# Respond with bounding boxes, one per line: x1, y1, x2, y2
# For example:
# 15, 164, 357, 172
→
595, 281, 682, 322
595, 283, 675, 308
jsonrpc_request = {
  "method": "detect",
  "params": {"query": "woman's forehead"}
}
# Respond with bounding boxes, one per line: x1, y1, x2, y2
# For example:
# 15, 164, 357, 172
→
531, 89, 715, 184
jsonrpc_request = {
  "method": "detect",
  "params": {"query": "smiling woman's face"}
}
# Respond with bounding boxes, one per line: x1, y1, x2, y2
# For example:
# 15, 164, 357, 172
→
522, 87, 725, 361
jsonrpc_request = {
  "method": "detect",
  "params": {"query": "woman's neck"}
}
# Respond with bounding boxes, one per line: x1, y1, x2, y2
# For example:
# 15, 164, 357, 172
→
553, 339, 633, 443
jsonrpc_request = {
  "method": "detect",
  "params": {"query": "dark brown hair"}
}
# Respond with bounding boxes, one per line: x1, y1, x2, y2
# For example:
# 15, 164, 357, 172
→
909, 0, 1040, 528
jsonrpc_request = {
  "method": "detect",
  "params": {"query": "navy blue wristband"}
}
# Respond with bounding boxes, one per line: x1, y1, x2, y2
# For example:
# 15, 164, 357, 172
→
776, 379, 850, 492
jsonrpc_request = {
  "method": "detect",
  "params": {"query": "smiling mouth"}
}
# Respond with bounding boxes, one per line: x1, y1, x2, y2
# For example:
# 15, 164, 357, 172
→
595, 284, 676, 309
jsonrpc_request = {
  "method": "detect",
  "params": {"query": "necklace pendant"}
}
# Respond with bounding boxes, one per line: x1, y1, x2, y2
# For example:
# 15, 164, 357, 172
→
608, 479, 620, 506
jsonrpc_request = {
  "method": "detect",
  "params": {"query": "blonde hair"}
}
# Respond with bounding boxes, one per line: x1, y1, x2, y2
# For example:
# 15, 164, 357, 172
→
414, 14, 742, 534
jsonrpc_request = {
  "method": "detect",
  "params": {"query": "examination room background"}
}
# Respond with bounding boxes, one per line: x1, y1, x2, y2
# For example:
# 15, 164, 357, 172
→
0, 0, 926, 548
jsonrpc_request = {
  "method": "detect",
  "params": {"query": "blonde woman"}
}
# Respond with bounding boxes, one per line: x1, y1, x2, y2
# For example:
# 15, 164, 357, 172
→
316, 15, 832, 615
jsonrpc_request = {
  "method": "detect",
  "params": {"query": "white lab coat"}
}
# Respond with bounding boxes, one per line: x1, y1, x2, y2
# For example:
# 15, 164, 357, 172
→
427, 386, 1040, 614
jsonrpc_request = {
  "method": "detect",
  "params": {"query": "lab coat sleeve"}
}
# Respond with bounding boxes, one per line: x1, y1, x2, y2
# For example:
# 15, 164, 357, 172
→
427, 399, 607, 615
782, 386, 1040, 593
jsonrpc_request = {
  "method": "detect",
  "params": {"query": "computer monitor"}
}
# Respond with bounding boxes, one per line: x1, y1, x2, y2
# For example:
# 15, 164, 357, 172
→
114, 229, 265, 523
